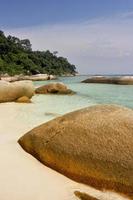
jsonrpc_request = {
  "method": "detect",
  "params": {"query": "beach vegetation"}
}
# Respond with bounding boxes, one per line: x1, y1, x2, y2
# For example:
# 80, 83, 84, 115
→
0, 30, 76, 76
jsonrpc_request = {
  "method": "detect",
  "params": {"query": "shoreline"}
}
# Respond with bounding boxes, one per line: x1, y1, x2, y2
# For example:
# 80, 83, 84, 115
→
0, 73, 78, 82
1, 74, 133, 83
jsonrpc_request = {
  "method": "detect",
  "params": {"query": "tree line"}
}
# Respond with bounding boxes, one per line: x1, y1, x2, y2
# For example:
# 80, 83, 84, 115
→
0, 30, 76, 76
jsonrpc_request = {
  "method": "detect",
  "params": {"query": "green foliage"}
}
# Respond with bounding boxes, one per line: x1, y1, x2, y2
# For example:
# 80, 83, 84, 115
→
0, 30, 76, 76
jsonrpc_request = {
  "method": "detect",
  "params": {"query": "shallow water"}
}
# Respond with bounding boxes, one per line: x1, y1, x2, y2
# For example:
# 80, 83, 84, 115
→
7, 75, 132, 132
11, 75, 129, 128
34, 75, 133, 111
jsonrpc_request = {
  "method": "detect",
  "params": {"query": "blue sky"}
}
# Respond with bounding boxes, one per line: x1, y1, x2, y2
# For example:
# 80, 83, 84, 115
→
1, 0, 133, 28
1, 0, 133, 74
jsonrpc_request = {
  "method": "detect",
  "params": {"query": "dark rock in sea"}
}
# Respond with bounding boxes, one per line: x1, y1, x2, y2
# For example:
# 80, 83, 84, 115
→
44, 112, 61, 117
82, 76, 133, 85
35, 82, 75, 95
18, 104, 133, 199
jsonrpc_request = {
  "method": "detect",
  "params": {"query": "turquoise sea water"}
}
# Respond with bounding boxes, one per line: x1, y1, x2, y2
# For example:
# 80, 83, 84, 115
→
16, 75, 133, 127
34, 75, 133, 110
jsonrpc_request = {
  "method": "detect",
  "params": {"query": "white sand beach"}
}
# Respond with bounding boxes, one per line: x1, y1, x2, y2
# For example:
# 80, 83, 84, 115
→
0, 101, 130, 200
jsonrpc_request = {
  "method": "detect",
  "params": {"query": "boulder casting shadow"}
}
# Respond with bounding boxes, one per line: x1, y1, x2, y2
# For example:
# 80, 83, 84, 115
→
74, 191, 100, 200
18, 104, 133, 199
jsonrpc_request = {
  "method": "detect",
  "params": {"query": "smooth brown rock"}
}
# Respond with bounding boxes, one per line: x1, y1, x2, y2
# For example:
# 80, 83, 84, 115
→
18, 105, 133, 199
15, 96, 32, 103
35, 82, 75, 94
0, 80, 34, 103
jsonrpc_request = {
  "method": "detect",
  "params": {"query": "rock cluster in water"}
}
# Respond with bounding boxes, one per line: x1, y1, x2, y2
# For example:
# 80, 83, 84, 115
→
82, 76, 133, 85
0, 80, 75, 103
18, 104, 133, 199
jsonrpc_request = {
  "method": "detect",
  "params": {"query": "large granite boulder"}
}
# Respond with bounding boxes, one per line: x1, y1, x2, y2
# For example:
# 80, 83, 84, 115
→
35, 82, 75, 94
82, 76, 133, 85
18, 105, 133, 199
0, 80, 34, 103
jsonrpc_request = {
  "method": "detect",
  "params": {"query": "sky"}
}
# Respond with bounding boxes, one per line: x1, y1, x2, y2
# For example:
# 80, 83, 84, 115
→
1, 0, 133, 74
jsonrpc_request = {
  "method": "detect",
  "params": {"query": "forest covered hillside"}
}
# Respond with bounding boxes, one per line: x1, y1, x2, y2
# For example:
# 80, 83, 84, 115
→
0, 30, 76, 76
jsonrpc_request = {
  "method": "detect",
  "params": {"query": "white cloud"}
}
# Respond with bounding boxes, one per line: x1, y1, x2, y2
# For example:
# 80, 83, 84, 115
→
119, 11, 133, 19
4, 12, 133, 74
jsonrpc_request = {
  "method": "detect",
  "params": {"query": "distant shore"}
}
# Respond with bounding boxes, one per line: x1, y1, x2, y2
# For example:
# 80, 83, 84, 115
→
0, 73, 80, 82
0, 74, 56, 82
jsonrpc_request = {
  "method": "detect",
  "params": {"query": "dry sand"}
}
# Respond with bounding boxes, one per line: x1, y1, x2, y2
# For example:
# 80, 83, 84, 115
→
0, 102, 130, 200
